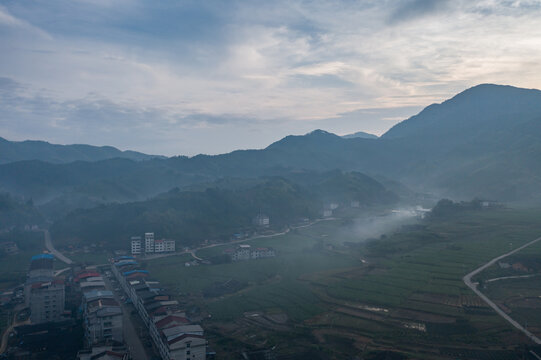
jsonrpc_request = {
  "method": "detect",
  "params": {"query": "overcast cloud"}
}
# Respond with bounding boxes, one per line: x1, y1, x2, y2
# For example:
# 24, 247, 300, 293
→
1, 0, 541, 155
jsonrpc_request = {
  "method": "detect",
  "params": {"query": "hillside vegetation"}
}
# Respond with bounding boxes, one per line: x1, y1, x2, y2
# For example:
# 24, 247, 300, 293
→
2, 84, 541, 218
51, 172, 397, 249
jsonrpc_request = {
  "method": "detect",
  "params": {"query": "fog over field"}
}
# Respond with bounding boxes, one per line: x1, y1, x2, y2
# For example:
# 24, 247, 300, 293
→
2, 1, 541, 359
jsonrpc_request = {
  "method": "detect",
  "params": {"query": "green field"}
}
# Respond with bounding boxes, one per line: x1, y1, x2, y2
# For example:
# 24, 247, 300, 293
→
147, 208, 541, 359
0, 231, 46, 290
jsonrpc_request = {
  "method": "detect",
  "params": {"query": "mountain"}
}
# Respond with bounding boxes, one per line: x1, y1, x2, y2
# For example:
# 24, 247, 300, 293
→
379, 84, 541, 200
342, 131, 378, 139
0, 137, 163, 164
50, 172, 397, 249
0, 193, 44, 230
2, 84, 541, 210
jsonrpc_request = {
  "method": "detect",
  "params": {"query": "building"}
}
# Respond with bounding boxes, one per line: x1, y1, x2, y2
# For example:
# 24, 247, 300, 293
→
250, 247, 275, 259
350, 200, 360, 208
131, 236, 142, 255
253, 214, 270, 227
145, 232, 155, 253
322, 209, 332, 218
25, 254, 66, 324
231, 244, 251, 261
82, 290, 123, 345
29, 279, 66, 323
155, 239, 175, 253
77, 344, 128, 360
230, 245, 275, 261
110, 256, 208, 360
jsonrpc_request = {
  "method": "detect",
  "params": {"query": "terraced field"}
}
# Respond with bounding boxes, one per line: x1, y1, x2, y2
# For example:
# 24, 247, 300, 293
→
147, 207, 541, 359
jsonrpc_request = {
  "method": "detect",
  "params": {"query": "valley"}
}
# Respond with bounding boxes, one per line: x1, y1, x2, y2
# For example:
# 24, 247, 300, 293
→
142, 206, 541, 359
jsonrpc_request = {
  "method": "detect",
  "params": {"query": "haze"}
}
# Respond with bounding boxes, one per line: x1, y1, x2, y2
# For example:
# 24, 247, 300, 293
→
2, 0, 541, 155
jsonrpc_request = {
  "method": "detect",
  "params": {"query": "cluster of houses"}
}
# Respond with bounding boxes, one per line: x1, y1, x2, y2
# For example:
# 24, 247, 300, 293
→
2, 254, 127, 359
131, 232, 176, 256
74, 270, 124, 348
225, 244, 276, 262
112, 256, 212, 360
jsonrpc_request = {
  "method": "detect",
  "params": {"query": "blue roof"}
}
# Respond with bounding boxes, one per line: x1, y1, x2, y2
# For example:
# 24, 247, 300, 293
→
114, 260, 138, 267
123, 270, 149, 276
83, 290, 113, 301
31, 254, 54, 261
116, 256, 135, 260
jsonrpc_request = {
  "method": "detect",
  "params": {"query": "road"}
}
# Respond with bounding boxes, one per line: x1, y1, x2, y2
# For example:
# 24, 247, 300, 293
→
0, 306, 30, 355
103, 273, 151, 360
463, 236, 541, 344
141, 217, 335, 262
43, 230, 73, 264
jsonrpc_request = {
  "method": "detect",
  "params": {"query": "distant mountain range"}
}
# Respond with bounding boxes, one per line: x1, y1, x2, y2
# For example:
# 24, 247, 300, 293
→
2, 83, 541, 217
0, 137, 163, 164
341, 131, 378, 139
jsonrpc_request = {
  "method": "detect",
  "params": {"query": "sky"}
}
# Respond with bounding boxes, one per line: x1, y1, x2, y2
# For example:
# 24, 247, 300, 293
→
1, 0, 541, 156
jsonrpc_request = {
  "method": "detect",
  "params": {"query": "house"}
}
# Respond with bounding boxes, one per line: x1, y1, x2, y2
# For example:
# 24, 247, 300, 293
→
251, 248, 275, 259
145, 232, 155, 253
155, 239, 176, 253
83, 296, 123, 345
253, 214, 270, 227
231, 245, 251, 261
77, 345, 128, 360
230, 245, 275, 261
130, 237, 142, 255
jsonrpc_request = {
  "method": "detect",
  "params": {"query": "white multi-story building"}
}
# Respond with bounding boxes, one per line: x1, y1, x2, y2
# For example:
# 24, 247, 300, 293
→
131, 236, 142, 255
145, 232, 155, 253
164, 239, 175, 252
155, 239, 165, 253
155, 239, 176, 253
253, 214, 270, 227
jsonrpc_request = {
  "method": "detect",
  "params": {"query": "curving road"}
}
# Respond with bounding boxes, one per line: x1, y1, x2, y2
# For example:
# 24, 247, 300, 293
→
43, 230, 73, 264
463, 236, 541, 344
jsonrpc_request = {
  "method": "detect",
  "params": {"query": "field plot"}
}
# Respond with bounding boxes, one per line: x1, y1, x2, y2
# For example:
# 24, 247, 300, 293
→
147, 208, 541, 359
0, 231, 45, 290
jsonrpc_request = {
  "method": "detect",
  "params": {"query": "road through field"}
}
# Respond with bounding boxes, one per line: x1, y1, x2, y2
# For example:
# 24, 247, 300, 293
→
43, 229, 73, 264
463, 236, 541, 344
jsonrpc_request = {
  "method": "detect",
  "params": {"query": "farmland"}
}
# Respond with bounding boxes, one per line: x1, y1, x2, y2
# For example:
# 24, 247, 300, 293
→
147, 207, 541, 359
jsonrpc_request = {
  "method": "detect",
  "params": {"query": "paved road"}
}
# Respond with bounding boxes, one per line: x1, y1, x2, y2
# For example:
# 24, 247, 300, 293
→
463, 236, 541, 344
141, 218, 337, 262
103, 274, 150, 360
43, 230, 73, 264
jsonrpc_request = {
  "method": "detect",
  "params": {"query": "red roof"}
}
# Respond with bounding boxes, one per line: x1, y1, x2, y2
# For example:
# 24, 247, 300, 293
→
155, 315, 189, 330
168, 333, 204, 345
74, 271, 100, 282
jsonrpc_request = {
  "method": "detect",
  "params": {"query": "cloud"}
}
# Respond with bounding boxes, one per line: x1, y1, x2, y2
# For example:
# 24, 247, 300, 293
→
1, 1, 541, 155
387, 0, 451, 24
0, 5, 51, 39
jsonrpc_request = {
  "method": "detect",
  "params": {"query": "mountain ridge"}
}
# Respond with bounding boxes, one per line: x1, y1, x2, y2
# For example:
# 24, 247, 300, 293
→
0, 136, 164, 164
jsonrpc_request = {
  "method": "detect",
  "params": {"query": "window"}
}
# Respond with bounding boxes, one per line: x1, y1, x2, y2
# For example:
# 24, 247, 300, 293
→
186, 350, 191, 355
